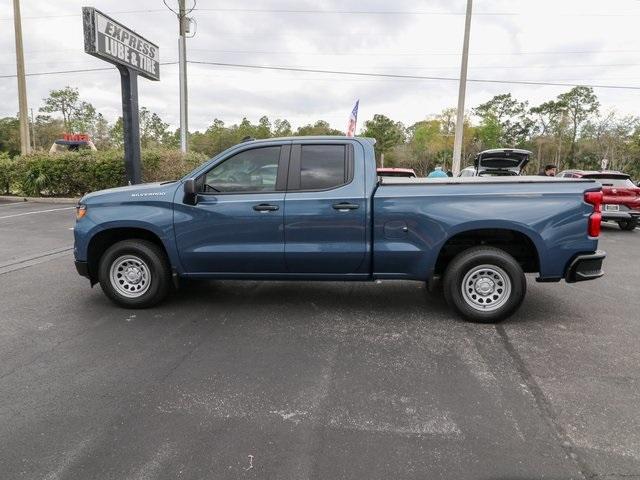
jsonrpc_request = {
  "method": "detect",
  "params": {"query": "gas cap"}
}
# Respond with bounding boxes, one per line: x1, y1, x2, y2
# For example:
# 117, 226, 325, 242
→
384, 221, 409, 239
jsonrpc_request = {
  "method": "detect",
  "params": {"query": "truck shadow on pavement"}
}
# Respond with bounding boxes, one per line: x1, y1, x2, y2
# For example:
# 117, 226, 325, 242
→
163, 278, 573, 328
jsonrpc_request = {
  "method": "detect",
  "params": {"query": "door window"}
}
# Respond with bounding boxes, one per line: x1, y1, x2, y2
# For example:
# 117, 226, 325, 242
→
299, 145, 347, 190
201, 146, 281, 193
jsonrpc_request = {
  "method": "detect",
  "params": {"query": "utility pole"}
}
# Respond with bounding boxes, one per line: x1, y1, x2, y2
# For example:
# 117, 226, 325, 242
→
12, 0, 31, 155
178, 0, 188, 153
30, 108, 36, 151
451, 0, 473, 176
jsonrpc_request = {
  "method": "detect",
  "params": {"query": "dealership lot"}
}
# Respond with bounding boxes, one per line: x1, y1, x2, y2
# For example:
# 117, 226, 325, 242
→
1, 200, 639, 480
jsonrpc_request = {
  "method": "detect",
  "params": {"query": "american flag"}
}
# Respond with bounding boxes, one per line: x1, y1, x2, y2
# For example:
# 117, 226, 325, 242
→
346, 100, 359, 137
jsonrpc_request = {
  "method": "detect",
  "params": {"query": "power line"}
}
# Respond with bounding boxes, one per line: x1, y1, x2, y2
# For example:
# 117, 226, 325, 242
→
3, 7, 640, 21
187, 60, 640, 91
186, 48, 640, 57
0, 9, 168, 21
3, 60, 640, 90
193, 7, 640, 17
5, 47, 640, 59
0, 62, 178, 79
8, 58, 640, 70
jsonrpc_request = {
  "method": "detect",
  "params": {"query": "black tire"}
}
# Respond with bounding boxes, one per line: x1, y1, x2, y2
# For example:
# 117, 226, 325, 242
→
618, 219, 638, 231
98, 239, 171, 308
443, 246, 526, 323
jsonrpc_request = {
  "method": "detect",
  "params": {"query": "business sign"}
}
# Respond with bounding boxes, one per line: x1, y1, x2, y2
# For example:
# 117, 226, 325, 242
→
82, 7, 160, 81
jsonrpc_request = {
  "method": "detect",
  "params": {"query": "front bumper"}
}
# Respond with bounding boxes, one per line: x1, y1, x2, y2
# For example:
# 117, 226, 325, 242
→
565, 250, 606, 283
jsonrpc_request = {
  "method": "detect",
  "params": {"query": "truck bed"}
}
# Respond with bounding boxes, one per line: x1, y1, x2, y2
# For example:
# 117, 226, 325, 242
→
373, 176, 601, 282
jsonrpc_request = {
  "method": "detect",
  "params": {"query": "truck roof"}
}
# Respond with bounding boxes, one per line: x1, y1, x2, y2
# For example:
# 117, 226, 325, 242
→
236, 135, 376, 144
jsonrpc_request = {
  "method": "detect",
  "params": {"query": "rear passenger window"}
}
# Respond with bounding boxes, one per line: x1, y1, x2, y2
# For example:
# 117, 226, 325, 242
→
300, 145, 347, 190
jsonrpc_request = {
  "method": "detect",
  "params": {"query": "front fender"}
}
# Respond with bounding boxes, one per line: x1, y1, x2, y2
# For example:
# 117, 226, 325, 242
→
73, 203, 183, 273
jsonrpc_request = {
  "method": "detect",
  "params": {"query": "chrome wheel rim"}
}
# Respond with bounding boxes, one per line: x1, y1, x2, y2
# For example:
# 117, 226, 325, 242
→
109, 255, 151, 298
461, 264, 511, 312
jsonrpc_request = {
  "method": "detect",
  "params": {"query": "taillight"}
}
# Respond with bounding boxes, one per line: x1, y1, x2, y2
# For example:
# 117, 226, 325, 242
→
584, 191, 603, 237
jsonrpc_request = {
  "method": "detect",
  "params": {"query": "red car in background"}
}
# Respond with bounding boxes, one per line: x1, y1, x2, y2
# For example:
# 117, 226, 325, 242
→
559, 170, 640, 230
377, 167, 417, 178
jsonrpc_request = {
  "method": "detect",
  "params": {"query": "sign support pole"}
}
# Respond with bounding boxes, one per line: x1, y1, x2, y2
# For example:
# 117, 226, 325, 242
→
117, 65, 142, 184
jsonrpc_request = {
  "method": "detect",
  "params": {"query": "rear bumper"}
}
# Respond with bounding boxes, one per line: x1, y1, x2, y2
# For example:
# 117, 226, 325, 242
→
75, 260, 90, 278
602, 208, 640, 221
565, 250, 606, 283
602, 212, 639, 221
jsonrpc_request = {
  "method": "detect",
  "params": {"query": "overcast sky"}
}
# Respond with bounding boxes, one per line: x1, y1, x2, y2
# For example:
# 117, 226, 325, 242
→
2, 0, 640, 132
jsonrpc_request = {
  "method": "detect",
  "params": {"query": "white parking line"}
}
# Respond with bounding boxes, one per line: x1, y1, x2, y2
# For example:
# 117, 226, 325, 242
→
0, 206, 74, 220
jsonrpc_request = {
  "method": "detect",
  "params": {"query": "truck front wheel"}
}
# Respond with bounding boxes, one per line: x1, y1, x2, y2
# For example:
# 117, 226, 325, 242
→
98, 239, 171, 308
443, 246, 526, 323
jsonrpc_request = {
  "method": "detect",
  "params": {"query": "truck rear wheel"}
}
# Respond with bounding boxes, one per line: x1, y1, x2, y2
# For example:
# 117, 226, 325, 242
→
618, 219, 638, 231
98, 239, 171, 308
443, 246, 526, 323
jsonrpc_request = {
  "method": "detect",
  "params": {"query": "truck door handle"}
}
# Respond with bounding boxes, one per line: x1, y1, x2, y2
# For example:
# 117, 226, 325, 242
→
332, 202, 359, 211
253, 203, 279, 212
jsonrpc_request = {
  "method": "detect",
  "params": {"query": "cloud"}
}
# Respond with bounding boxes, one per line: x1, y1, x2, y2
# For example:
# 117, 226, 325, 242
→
2, 0, 640, 132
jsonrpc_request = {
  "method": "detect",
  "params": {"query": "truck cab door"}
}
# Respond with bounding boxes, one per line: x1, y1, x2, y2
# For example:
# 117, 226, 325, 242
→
284, 141, 367, 274
174, 144, 290, 274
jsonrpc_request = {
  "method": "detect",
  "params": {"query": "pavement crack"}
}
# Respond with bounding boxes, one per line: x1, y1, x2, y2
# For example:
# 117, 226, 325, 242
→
494, 324, 597, 480
0, 318, 109, 381
0, 247, 73, 275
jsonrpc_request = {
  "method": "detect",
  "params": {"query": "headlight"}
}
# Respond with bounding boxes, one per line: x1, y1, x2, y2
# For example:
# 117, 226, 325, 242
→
76, 204, 87, 220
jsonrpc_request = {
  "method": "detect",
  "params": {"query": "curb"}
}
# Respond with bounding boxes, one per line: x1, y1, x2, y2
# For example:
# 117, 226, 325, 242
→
0, 195, 80, 205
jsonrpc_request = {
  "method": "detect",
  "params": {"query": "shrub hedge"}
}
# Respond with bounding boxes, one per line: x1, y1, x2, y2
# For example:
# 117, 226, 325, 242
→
0, 149, 208, 197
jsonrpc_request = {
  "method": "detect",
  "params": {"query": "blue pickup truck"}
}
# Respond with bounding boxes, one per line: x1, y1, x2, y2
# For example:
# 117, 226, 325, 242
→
74, 137, 606, 322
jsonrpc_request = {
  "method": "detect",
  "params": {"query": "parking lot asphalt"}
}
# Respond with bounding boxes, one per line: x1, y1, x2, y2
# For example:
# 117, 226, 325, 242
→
1, 202, 639, 480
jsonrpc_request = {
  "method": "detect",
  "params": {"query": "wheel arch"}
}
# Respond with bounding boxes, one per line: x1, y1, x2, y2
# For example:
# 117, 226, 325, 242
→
86, 226, 170, 285
433, 226, 541, 280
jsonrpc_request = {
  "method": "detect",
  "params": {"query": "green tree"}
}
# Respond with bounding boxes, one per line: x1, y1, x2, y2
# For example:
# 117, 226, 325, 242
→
109, 117, 124, 149
39, 87, 81, 131
557, 86, 599, 167
33, 115, 65, 152
139, 107, 170, 148
0, 117, 20, 156
273, 119, 292, 137
255, 116, 272, 138
474, 93, 534, 146
362, 114, 405, 167
92, 113, 111, 149
475, 113, 502, 150
530, 100, 568, 170
295, 120, 342, 136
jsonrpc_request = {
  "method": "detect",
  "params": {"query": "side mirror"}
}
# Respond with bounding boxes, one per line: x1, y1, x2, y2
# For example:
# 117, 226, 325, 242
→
183, 178, 198, 205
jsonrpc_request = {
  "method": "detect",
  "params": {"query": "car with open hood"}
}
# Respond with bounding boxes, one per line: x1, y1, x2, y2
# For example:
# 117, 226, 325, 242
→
474, 148, 531, 176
